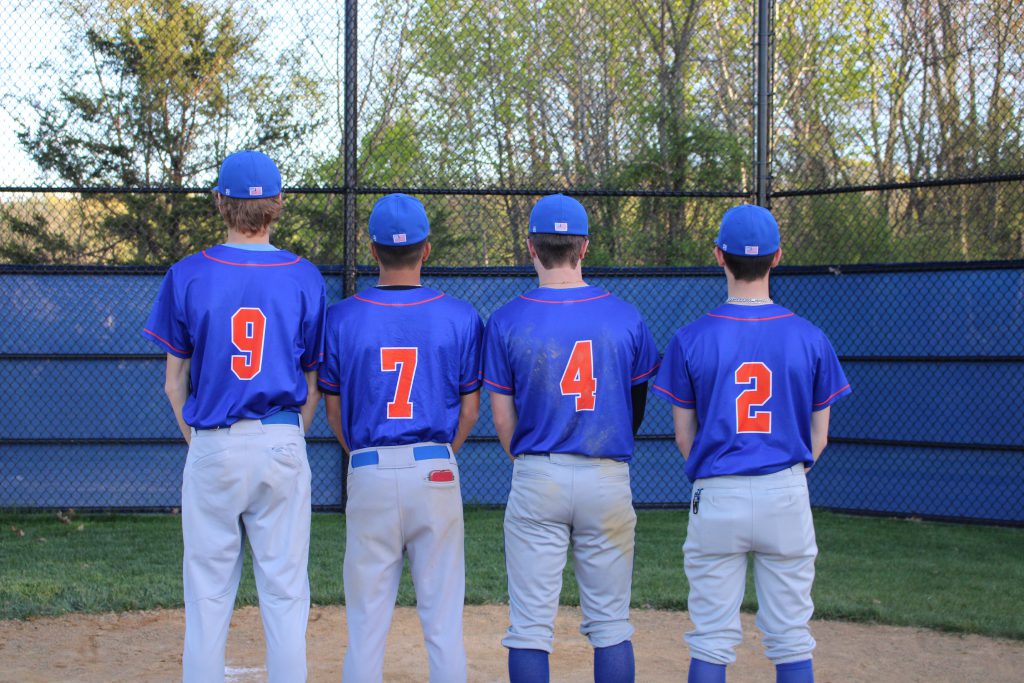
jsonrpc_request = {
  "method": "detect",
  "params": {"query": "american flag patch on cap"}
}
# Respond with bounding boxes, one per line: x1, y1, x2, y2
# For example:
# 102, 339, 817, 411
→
745, 245, 759, 255
554, 222, 568, 232
249, 187, 262, 196
393, 233, 407, 243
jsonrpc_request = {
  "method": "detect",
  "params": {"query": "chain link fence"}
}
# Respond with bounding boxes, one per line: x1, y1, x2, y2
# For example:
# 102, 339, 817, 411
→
1, 0, 1022, 522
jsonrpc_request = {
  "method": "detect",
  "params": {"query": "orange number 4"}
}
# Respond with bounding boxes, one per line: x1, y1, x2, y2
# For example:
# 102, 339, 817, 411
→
381, 347, 418, 419
735, 361, 772, 433
560, 340, 597, 411
231, 307, 266, 381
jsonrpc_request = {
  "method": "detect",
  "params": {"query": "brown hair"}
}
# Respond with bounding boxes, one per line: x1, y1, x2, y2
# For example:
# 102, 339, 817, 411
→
215, 193, 283, 236
721, 250, 776, 282
529, 234, 587, 269
374, 240, 428, 269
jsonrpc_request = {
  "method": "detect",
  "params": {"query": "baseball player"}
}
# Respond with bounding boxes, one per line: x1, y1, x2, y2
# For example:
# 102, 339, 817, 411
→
142, 150, 326, 683
318, 193, 483, 683
652, 205, 851, 683
482, 194, 661, 683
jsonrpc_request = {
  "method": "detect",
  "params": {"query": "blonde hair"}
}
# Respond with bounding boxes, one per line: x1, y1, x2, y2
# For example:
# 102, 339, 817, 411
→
215, 193, 283, 236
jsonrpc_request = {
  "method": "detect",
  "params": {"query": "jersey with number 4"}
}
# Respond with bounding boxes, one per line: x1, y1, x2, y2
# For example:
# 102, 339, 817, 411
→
317, 286, 483, 451
483, 285, 660, 461
653, 303, 851, 481
141, 244, 327, 429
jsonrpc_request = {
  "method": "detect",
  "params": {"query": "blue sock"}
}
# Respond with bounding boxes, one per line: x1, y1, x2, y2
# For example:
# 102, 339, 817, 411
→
594, 640, 635, 683
509, 648, 549, 683
688, 658, 727, 683
776, 659, 814, 683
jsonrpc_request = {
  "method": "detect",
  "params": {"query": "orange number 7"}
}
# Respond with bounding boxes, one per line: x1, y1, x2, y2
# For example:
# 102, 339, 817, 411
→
560, 340, 597, 411
381, 347, 418, 419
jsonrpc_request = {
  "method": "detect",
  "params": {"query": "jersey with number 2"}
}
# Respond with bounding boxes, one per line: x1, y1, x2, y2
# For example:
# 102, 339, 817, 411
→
653, 303, 851, 481
483, 286, 660, 461
142, 244, 327, 429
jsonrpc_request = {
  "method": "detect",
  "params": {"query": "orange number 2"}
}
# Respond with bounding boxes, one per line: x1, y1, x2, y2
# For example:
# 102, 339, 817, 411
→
560, 340, 597, 411
231, 307, 266, 380
381, 347, 418, 419
735, 361, 772, 433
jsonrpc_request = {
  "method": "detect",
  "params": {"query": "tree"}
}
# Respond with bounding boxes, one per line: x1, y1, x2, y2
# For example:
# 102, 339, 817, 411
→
12, 0, 319, 264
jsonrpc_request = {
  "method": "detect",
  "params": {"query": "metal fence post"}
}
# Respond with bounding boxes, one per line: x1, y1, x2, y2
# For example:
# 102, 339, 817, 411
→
755, 0, 774, 208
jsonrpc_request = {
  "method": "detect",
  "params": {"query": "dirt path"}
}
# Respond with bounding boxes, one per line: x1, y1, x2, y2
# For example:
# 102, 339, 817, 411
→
1, 605, 1021, 682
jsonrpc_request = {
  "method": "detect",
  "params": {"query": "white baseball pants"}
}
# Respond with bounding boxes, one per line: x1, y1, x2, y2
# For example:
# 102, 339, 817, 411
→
502, 453, 637, 653
181, 419, 311, 683
683, 463, 817, 666
342, 442, 466, 683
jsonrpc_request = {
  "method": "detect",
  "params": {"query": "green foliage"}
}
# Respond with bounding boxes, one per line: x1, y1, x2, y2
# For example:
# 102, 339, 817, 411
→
2, 509, 1023, 640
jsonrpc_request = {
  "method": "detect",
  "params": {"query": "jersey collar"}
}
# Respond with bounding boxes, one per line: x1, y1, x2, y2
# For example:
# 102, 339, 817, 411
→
353, 286, 444, 307
706, 303, 794, 321
519, 285, 609, 304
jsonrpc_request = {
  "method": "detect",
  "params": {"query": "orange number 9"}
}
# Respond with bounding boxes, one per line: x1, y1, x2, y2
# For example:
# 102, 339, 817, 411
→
231, 307, 267, 381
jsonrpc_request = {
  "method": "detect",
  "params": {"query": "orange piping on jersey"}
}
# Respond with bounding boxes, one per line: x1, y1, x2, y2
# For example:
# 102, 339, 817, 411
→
302, 357, 320, 369
319, 377, 340, 388
460, 378, 481, 386
652, 384, 695, 404
201, 251, 301, 267
352, 292, 445, 307
518, 292, 612, 304
484, 378, 513, 391
814, 384, 851, 406
631, 363, 661, 382
706, 312, 795, 322
143, 329, 190, 355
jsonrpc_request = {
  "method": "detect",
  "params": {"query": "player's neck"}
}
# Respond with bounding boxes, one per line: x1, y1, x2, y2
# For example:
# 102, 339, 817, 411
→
537, 265, 587, 289
725, 275, 771, 303
224, 227, 272, 245
377, 267, 422, 287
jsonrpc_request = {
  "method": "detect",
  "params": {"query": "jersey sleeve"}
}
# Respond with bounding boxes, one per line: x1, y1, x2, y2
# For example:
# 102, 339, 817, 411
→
317, 305, 342, 396
301, 276, 327, 371
630, 316, 661, 385
651, 331, 696, 408
459, 309, 484, 394
482, 314, 514, 395
141, 268, 192, 358
812, 333, 852, 411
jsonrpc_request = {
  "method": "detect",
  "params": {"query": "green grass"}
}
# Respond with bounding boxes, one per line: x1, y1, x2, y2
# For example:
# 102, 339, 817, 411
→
2, 509, 1022, 639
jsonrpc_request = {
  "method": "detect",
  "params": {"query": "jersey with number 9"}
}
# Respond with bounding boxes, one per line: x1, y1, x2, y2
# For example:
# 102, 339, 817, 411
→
483, 285, 660, 461
653, 303, 851, 481
142, 244, 327, 429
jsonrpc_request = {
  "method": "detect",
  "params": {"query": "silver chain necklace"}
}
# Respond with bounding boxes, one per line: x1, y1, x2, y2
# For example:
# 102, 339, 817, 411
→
726, 296, 773, 304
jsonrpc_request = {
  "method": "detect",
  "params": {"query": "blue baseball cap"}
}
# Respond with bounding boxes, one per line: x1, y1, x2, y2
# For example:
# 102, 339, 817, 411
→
715, 204, 780, 256
529, 194, 588, 236
213, 151, 282, 199
368, 193, 430, 246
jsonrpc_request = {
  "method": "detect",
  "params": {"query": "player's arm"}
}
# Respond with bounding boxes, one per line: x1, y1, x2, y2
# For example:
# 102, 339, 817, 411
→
163, 353, 191, 445
631, 383, 649, 435
451, 390, 480, 453
300, 369, 320, 432
671, 406, 698, 460
810, 406, 831, 466
324, 393, 349, 452
489, 392, 518, 461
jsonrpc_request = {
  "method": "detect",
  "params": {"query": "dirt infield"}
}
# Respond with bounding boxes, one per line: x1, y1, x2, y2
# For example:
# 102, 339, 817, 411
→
1, 605, 1021, 682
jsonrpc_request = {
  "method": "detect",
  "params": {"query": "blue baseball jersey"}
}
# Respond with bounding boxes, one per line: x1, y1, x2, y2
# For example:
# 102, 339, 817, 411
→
653, 303, 851, 481
142, 244, 327, 429
482, 285, 660, 461
318, 286, 483, 451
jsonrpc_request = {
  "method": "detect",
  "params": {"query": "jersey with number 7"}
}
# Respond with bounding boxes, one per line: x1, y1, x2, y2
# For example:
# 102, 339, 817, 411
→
483, 285, 660, 460
142, 245, 327, 429
653, 303, 851, 481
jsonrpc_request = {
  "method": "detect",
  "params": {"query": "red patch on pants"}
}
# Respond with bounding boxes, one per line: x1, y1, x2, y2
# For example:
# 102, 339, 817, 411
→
428, 469, 454, 482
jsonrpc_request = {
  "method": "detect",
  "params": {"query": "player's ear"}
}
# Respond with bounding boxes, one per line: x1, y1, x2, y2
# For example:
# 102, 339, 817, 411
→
579, 239, 590, 262
771, 248, 782, 268
369, 242, 381, 265
421, 241, 431, 263
526, 238, 537, 259
713, 245, 727, 267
